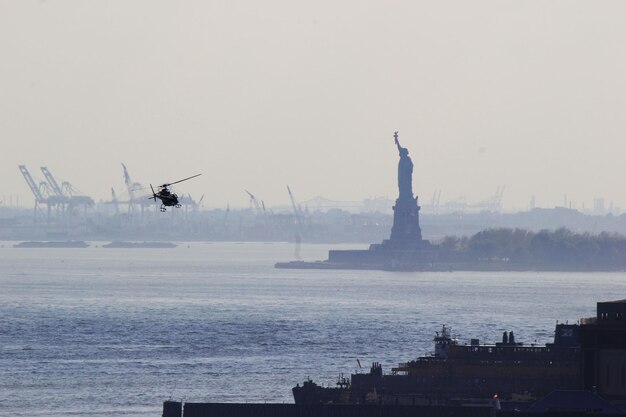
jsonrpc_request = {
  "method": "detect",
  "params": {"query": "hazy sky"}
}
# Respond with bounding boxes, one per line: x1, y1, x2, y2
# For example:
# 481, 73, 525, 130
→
2, 1, 625, 211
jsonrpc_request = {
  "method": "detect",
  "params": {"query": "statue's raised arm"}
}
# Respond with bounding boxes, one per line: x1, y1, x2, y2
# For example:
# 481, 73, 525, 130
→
394, 131, 402, 153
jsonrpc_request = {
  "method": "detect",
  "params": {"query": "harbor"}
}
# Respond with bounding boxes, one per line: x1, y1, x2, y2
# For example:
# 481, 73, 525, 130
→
3, 241, 626, 416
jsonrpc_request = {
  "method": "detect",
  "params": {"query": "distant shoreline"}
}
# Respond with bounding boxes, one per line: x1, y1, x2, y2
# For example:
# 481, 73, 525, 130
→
275, 259, 626, 272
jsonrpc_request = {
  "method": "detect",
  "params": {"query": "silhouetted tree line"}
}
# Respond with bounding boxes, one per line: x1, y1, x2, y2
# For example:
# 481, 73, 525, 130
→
438, 228, 626, 270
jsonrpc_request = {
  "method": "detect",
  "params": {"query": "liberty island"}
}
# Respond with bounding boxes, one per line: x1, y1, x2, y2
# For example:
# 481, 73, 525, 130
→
276, 131, 436, 271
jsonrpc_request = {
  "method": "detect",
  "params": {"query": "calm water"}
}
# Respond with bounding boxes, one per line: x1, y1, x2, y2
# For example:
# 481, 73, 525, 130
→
1, 241, 625, 416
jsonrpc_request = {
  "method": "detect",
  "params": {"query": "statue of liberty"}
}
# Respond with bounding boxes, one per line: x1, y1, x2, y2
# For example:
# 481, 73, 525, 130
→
394, 131, 413, 200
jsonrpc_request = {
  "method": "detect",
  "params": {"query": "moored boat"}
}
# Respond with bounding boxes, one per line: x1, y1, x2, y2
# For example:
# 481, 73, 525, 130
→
102, 241, 177, 248
13, 240, 89, 248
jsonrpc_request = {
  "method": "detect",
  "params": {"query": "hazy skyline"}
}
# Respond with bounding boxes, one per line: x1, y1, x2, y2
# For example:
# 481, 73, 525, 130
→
1, 1, 625, 211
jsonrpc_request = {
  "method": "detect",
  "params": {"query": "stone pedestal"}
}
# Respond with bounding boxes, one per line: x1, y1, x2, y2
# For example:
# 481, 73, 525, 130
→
387, 196, 423, 248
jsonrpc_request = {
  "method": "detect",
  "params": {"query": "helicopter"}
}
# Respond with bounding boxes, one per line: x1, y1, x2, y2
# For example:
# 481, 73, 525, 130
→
149, 174, 201, 212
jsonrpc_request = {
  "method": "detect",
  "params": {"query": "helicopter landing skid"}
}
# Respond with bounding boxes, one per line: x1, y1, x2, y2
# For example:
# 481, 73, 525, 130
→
160, 205, 167, 212
175, 204, 181, 208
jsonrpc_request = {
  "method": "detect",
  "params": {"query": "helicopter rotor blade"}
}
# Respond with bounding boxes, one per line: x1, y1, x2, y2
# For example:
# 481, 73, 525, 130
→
163, 173, 202, 187
149, 184, 157, 201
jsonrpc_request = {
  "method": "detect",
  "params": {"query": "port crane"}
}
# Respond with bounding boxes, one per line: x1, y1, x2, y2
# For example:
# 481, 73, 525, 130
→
18, 165, 94, 221
122, 163, 145, 213
287, 185, 304, 227
19, 165, 52, 220
110, 188, 120, 214
245, 190, 263, 215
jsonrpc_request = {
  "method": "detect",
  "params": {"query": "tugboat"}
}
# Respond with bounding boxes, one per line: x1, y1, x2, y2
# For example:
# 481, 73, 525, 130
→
292, 374, 350, 405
